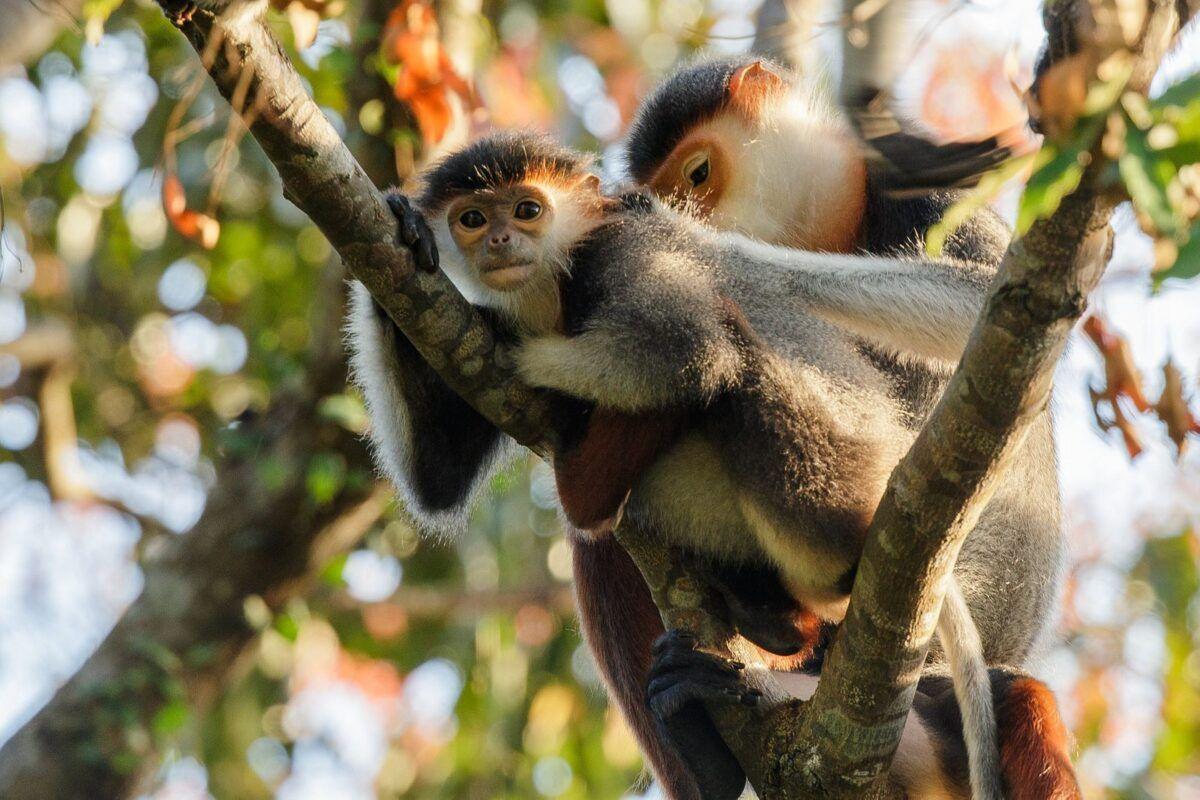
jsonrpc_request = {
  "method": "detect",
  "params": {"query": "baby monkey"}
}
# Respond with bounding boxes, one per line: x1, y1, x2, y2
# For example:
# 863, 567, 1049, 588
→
349, 131, 1075, 800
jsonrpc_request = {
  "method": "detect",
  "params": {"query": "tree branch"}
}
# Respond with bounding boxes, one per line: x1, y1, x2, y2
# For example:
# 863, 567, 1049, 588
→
168, 10, 556, 455
759, 2, 1187, 796
5, 1, 1189, 797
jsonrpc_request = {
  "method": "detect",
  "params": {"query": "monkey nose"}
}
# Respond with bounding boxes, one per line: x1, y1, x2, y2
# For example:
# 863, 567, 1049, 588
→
488, 232, 511, 247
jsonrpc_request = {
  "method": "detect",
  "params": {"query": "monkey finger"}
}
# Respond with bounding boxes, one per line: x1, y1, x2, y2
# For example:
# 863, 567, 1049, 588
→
651, 629, 699, 657
415, 217, 440, 272
387, 193, 421, 245
415, 235, 439, 274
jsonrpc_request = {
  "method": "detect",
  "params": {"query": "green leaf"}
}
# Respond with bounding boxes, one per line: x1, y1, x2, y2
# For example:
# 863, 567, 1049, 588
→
1016, 123, 1099, 234
1153, 73, 1200, 111
320, 553, 349, 587
1154, 140, 1200, 167
318, 393, 369, 433
1082, 55, 1134, 117
306, 452, 348, 504
275, 613, 300, 641
152, 700, 191, 739
1120, 123, 1182, 238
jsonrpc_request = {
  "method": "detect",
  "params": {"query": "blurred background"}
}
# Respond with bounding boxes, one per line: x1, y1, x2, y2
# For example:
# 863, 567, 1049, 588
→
0, 0, 1198, 797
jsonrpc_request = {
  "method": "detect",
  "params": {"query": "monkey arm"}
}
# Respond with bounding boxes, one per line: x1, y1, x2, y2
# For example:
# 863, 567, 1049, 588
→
711, 233, 993, 365
347, 283, 518, 534
517, 290, 745, 412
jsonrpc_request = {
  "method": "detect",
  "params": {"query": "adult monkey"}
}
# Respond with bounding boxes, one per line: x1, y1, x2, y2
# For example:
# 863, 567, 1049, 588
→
564, 54, 1069, 799
347, 130, 1073, 799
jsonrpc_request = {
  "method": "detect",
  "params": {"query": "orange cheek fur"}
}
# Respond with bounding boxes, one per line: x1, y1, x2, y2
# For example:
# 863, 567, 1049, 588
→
648, 136, 728, 219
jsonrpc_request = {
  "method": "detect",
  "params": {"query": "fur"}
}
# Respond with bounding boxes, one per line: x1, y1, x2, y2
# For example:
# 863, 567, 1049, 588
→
917, 669, 1082, 800
346, 283, 519, 536
347, 128, 1067, 798
613, 57, 1065, 798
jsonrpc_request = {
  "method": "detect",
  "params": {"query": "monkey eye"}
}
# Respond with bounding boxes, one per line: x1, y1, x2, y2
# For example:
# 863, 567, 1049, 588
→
683, 154, 710, 188
459, 209, 486, 229
514, 199, 542, 221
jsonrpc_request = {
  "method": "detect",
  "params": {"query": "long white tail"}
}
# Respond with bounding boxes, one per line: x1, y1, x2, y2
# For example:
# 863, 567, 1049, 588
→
937, 579, 1003, 800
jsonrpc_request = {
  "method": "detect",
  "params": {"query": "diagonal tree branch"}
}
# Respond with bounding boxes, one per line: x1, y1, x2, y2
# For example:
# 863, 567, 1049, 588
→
753, 2, 1190, 796
167, 10, 557, 455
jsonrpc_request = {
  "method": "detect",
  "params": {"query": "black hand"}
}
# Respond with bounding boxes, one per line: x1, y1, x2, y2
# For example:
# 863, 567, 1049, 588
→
646, 630, 758, 800
386, 191, 439, 273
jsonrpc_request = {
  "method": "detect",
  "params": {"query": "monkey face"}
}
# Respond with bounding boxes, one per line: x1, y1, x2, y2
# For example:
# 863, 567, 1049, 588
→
647, 133, 730, 219
446, 184, 557, 291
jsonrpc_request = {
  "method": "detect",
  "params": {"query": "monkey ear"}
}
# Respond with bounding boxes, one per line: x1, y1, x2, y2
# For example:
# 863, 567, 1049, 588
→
575, 173, 602, 195
727, 61, 785, 118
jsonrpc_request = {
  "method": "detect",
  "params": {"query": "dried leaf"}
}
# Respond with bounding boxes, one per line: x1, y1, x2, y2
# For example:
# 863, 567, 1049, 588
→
1089, 386, 1144, 458
163, 174, 220, 249
1083, 315, 1151, 412
1029, 54, 1092, 141
285, 0, 322, 50
1153, 360, 1200, 455
383, 0, 475, 147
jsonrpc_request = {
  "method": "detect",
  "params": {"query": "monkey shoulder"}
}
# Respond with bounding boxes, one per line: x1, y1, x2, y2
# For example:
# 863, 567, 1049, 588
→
562, 211, 713, 335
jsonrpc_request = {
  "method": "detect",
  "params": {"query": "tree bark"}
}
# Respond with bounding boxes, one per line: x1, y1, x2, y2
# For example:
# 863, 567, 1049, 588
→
1, 0, 1194, 797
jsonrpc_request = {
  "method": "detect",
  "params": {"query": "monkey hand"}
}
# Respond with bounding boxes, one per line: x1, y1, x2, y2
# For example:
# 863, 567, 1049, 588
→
386, 191, 439, 274
159, 0, 200, 24
647, 630, 758, 800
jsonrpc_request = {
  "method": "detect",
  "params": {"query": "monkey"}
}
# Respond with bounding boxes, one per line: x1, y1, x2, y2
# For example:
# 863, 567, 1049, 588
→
561, 54, 1075, 800
345, 131, 1075, 799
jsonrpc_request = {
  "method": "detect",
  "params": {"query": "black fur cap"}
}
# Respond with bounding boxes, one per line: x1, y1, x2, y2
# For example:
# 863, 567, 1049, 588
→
625, 54, 784, 184
419, 131, 594, 210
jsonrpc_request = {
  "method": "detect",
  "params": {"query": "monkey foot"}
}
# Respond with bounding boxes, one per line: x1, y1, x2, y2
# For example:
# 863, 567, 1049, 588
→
646, 630, 756, 800
386, 191, 439, 274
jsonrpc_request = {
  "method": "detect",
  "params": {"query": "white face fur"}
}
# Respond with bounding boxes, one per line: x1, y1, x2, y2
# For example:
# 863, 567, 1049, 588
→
425, 175, 605, 334
648, 80, 867, 253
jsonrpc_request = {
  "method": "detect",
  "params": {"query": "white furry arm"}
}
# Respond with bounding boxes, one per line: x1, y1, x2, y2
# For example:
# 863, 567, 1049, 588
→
715, 233, 992, 365
347, 281, 518, 535
516, 326, 742, 412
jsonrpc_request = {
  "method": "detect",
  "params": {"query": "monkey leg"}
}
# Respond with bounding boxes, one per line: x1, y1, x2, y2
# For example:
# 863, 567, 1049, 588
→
646, 630, 759, 800
917, 668, 1081, 800
571, 536, 705, 800
554, 406, 682, 533
994, 672, 1081, 800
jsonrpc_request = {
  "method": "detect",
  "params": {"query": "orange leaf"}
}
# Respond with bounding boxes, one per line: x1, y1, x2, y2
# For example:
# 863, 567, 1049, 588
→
163, 174, 220, 249
403, 86, 454, 146
163, 174, 187, 217
382, 0, 475, 147
1153, 360, 1200, 455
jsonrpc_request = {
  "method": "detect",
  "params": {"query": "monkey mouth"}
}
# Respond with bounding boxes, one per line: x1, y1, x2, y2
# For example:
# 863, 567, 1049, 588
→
480, 262, 535, 289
